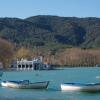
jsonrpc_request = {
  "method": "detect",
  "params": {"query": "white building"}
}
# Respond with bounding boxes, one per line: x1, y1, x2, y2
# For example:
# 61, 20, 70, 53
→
11, 57, 51, 70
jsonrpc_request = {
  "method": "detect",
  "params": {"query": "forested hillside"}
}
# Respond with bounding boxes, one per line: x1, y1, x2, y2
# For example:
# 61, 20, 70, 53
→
0, 15, 100, 49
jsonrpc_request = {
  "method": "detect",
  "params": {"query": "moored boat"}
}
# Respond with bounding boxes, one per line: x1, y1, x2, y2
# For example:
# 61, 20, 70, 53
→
1, 80, 49, 89
61, 83, 100, 92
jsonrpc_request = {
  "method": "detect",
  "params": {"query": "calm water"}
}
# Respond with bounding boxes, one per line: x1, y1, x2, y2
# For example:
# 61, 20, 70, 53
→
0, 67, 100, 100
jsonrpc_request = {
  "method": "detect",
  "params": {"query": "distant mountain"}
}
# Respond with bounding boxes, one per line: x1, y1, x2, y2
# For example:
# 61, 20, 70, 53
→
0, 15, 100, 49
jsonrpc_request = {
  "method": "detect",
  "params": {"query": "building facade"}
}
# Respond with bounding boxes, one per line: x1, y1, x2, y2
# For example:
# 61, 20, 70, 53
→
11, 57, 51, 70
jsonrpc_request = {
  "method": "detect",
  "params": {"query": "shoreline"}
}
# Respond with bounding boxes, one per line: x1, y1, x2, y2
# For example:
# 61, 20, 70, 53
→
2, 65, 100, 72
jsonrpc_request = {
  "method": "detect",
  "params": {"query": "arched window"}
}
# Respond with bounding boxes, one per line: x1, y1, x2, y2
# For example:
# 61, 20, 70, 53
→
26, 64, 28, 68
18, 65, 21, 68
22, 65, 25, 68
30, 64, 32, 68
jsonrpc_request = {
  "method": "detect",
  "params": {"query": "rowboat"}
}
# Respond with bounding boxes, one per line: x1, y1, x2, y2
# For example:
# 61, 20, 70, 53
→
61, 83, 100, 92
1, 80, 49, 89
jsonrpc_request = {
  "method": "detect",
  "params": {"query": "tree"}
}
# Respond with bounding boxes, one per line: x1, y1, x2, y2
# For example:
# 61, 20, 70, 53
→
0, 38, 14, 68
14, 47, 31, 59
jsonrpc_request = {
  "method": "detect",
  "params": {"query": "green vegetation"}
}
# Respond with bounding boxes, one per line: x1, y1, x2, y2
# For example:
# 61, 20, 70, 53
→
0, 15, 100, 68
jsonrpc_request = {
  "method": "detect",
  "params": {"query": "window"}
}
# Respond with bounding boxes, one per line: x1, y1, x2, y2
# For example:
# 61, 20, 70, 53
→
18, 65, 21, 68
26, 64, 28, 68
30, 64, 32, 68
22, 65, 25, 68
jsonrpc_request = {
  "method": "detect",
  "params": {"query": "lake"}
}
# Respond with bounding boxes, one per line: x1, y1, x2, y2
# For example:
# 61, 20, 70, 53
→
0, 67, 100, 100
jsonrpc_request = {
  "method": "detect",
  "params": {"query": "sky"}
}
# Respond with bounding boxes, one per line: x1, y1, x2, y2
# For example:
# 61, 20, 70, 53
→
0, 0, 100, 19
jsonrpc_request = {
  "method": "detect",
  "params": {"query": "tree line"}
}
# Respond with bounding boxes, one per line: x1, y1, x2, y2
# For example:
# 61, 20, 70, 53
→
0, 38, 100, 69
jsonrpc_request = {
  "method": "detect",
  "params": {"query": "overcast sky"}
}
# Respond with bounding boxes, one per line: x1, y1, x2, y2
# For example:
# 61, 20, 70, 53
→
0, 0, 99, 18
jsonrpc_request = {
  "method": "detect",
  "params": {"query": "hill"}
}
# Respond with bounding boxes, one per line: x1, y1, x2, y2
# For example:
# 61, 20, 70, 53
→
0, 15, 100, 49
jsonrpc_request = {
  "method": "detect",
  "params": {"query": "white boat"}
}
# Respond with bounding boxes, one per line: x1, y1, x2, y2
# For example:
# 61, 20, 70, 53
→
1, 80, 49, 89
61, 83, 100, 92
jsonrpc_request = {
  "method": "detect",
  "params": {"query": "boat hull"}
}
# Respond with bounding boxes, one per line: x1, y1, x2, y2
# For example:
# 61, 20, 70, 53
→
61, 83, 100, 92
1, 80, 49, 89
